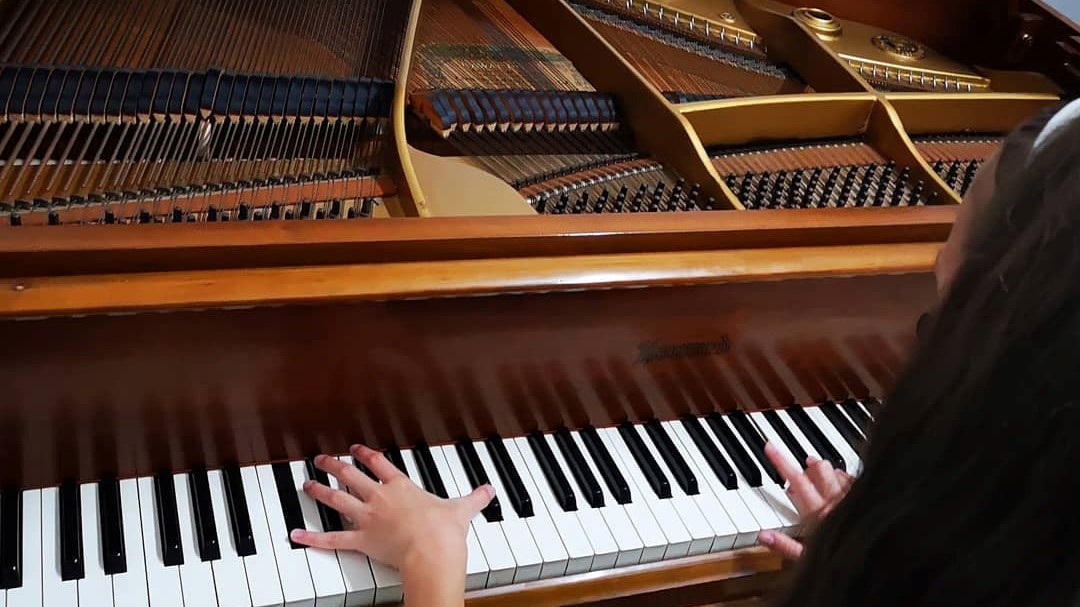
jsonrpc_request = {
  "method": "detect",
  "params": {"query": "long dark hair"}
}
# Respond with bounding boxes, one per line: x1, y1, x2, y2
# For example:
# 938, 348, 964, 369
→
771, 118, 1080, 607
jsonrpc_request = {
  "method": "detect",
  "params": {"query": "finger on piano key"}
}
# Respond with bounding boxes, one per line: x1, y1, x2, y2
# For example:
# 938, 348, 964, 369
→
136, 477, 183, 607
454, 441, 502, 523
424, 451, 491, 591
238, 466, 285, 607
0, 487, 20, 589
705, 413, 761, 487
110, 480, 148, 607
206, 469, 253, 607
97, 477, 126, 576
784, 407, 846, 472
579, 426, 630, 505
599, 427, 691, 560
568, 431, 654, 566
693, 417, 784, 535
643, 420, 698, 496
305, 458, 344, 533
632, 424, 716, 555
58, 481, 83, 581
189, 466, 222, 562
472, 440, 543, 583
505, 438, 579, 577
616, 423, 671, 500
804, 406, 863, 476
336, 458, 402, 604
173, 473, 219, 607
665, 421, 759, 549
152, 472, 183, 567
727, 412, 784, 486
525, 433, 575, 512
42, 487, 78, 606
439, 446, 516, 588
222, 463, 257, 558
330, 456, 378, 605
759, 411, 809, 469
289, 460, 346, 604
840, 398, 873, 435
412, 444, 449, 500
484, 437, 533, 519
718, 417, 800, 532
6, 490, 40, 607
254, 464, 317, 605
552, 429, 603, 508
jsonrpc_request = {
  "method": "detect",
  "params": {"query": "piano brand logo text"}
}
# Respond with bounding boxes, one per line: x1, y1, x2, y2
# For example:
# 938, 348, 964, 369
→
637, 336, 731, 364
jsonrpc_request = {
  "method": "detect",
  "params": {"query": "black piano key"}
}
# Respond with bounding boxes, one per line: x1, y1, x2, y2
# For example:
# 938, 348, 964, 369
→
0, 487, 21, 589
617, 422, 671, 499
454, 441, 502, 522
305, 459, 344, 533
821, 400, 866, 452
412, 445, 449, 499
384, 448, 409, 477
863, 397, 884, 419
271, 463, 306, 550
580, 426, 631, 504
526, 432, 576, 512
643, 419, 698, 496
59, 481, 85, 579
485, 437, 533, 518
351, 457, 379, 482
785, 407, 846, 473
727, 412, 784, 486
222, 463, 256, 557
553, 429, 603, 508
841, 398, 873, 436
98, 477, 127, 575
762, 410, 810, 469
152, 472, 183, 567
188, 467, 220, 561
681, 417, 736, 490
705, 413, 761, 487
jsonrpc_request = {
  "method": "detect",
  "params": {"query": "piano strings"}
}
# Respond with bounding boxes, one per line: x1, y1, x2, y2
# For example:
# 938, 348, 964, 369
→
0, 0, 411, 226
911, 134, 1004, 196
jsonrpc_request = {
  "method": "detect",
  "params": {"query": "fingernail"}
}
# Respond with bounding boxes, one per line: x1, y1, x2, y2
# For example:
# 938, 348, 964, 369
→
807, 456, 820, 465
302, 480, 314, 490
314, 454, 326, 465
758, 531, 774, 546
290, 529, 305, 541
486, 484, 496, 499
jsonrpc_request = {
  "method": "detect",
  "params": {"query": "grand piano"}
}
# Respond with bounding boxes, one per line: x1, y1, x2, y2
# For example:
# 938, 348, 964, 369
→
0, 0, 1075, 605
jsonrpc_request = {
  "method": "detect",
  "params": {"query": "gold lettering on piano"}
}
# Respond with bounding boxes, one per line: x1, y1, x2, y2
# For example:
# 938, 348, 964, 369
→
637, 336, 731, 364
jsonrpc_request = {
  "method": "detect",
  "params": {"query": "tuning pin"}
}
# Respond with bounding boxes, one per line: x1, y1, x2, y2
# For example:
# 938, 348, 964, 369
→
574, 192, 590, 214
347, 207, 357, 219
594, 189, 609, 213
207, 205, 219, 222
885, 160, 896, 175
137, 210, 151, 224
253, 210, 265, 221
535, 194, 549, 213
172, 207, 184, 223
270, 203, 281, 220
703, 196, 716, 210
555, 193, 570, 214
616, 185, 629, 205
220, 212, 231, 222
285, 209, 296, 220
237, 203, 250, 220
316, 208, 327, 220
299, 201, 312, 218
908, 180, 924, 205
104, 210, 116, 224
9, 213, 21, 226
331, 199, 342, 217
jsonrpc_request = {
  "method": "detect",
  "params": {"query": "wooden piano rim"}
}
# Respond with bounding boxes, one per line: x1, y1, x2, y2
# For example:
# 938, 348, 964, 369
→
0, 205, 956, 278
423, 547, 784, 607
0, 240, 941, 317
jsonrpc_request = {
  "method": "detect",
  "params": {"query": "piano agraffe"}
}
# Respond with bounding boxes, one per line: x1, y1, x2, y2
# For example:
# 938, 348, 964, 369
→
0, 0, 1074, 605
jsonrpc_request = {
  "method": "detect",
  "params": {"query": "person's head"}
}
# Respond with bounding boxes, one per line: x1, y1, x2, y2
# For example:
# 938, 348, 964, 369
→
772, 118, 1080, 607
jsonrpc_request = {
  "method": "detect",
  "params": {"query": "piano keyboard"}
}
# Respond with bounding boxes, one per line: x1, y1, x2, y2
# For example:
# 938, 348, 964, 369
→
0, 399, 877, 606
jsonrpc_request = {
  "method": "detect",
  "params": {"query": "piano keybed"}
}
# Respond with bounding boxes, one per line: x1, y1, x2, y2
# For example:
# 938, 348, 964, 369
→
0, 399, 878, 606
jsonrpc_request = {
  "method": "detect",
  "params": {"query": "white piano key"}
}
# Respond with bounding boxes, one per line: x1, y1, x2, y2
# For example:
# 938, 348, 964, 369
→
254, 464, 317, 607
633, 424, 718, 556
720, 417, 799, 532
567, 431, 650, 567
805, 406, 862, 476
508, 438, 585, 576
7, 490, 42, 607
206, 470, 253, 607
664, 420, 757, 549
289, 460, 346, 607
77, 483, 114, 607
136, 477, 184, 607
422, 451, 490, 591
330, 457, 377, 607
471, 441, 543, 583
542, 434, 620, 571
110, 480, 149, 607
331, 458, 399, 605
438, 446, 516, 589
238, 466, 285, 607
174, 474, 220, 607
598, 427, 692, 560
696, 417, 784, 535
